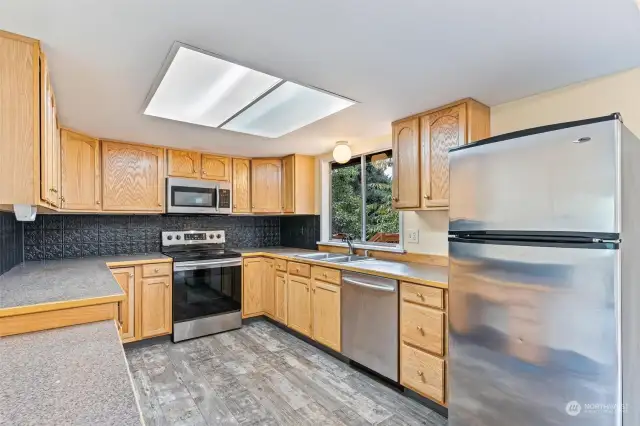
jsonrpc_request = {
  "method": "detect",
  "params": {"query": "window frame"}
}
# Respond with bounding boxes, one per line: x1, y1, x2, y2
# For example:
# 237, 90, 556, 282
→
328, 149, 402, 249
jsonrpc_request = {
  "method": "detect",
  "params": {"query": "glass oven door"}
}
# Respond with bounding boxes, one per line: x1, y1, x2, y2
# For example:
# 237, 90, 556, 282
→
173, 259, 241, 323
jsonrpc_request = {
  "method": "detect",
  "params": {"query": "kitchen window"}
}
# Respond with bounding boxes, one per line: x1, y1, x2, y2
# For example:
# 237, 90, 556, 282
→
330, 149, 400, 246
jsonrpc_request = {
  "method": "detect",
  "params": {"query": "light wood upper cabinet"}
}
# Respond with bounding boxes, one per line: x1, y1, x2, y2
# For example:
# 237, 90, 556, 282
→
242, 258, 263, 317
0, 31, 41, 206
60, 129, 101, 211
202, 154, 230, 181
111, 267, 135, 342
232, 158, 251, 213
40, 53, 61, 208
281, 154, 315, 214
392, 98, 490, 210
421, 103, 466, 207
262, 258, 276, 318
311, 279, 341, 352
392, 117, 421, 209
252, 159, 282, 213
140, 275, 172, 339
274, 271, 288, 324
101, 141, 165, 212
287, 275, 312, 337
167, 149, 200, 179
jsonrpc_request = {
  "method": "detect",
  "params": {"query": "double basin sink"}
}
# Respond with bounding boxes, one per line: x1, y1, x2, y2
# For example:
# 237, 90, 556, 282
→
295, 252, 373, 264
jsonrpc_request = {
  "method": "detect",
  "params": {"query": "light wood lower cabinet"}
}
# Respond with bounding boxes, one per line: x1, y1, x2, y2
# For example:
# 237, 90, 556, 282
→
400, 281, 448, 406
140, 276, 172, 338
109, 261, 172, 343
242, 258, 263, 318
111, 266, 135, 342
287, 275, 312, 337
262, 259, 276, 318
311, 278, 341, 352
274, 271, 288, 324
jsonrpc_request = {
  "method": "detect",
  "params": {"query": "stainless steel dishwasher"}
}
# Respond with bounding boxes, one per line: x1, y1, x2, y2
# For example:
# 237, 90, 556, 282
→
341, 271, 398, 382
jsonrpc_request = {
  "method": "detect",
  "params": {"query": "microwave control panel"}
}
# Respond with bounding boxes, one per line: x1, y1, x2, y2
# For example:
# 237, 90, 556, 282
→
219, 189, 231, 209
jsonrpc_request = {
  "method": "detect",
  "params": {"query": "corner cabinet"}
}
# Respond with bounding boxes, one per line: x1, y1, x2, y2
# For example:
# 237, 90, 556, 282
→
392, 98, 490, 210
232, 158, 252, 213
101, 141, 165, 212
111, 267, 135, 342
262, 259, 276, 317
251, 159, 282, 213
60, 129, 101, 211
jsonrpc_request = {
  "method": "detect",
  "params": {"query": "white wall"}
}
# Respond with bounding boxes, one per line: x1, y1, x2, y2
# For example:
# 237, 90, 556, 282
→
318, 67, 640, 255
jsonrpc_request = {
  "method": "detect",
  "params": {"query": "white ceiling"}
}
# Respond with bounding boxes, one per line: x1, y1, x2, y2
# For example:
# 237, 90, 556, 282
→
1, 0, 639, 156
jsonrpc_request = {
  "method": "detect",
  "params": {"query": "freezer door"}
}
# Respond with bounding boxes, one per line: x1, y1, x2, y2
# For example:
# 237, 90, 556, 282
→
449, 119, 619, 234
448, 239, 620, 426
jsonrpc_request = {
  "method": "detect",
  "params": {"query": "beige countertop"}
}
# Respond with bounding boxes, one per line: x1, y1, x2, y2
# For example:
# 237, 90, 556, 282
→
237, 247, 448, 288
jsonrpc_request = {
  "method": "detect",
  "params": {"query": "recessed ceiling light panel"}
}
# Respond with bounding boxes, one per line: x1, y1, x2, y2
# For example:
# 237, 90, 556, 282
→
221, 82, 355, 138
144, 43, 357, 138
144, 46, 282, 127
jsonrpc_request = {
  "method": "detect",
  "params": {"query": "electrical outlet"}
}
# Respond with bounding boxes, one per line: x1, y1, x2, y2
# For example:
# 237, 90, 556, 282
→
407, 229, 419, 243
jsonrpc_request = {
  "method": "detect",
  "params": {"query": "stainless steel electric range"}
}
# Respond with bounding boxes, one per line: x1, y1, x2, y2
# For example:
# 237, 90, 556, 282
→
161, 230, 242, 342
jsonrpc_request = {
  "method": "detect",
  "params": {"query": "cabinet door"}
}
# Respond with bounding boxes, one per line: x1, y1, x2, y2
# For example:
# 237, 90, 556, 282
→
251, 159, 282, 213
421, 103, 466, 208
140, 276, 172, 338
287, 276, 311, 337
242, 258, 263, 317
274, 271, 288, 324
392, 117, 420, 209
111, 267, 135, 341
312, 279, 341, 351
262, 259, 275, 317
232, 158, 251, 213
60, 129, 101, 211
167, 149, 200, 179
202, 154, 230, 181
40, 58, 61, 208
281, 155, 295, 213
102, 141, 165, 211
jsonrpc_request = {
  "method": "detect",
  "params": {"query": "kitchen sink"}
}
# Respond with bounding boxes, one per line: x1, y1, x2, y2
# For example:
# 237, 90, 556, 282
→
295, 253, 373, 264
295, 253, 347, 261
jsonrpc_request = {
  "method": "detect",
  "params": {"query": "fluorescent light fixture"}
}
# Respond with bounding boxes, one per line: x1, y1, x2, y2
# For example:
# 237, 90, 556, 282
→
144, 43, 357, 137
221, 82, 355, 138
144, 46, 282, 127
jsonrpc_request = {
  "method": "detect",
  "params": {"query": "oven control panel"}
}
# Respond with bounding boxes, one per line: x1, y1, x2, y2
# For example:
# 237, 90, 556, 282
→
162, 230, 226, 246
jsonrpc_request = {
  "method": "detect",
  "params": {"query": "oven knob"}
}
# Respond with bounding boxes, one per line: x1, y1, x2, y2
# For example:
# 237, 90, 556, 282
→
176, 235, 181, 240
216, 233, 222, 239
208, 234, 214, 239
167, 235, 173, 241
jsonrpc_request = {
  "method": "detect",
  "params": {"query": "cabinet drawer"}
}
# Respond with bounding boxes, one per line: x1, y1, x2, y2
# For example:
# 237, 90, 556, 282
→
142, 263, 172, 278
288, 262, 311, 278
275, 258, 288, 272
311, 266, 341, 285
401, 343, 445, 404
401, 282, 444, 309
401, 302, 444, 356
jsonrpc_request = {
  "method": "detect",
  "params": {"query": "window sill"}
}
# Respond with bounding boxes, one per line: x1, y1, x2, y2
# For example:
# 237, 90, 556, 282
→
316, 241, 405, 254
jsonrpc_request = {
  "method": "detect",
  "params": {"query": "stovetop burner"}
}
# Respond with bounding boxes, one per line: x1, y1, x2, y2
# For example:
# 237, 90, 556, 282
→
161, 230, 240, 262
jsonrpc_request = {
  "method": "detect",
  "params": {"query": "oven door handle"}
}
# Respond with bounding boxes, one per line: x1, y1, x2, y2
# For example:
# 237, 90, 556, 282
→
174, 258, 242, 272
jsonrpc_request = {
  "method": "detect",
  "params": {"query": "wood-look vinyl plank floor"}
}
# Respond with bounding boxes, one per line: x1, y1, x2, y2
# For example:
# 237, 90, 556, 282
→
125, 320, 447, 426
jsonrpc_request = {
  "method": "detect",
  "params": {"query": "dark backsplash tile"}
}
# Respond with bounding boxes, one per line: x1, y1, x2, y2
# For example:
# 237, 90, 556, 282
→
0, 212, 23, 275
280, 215, 320, 250
26, 214, 282, 261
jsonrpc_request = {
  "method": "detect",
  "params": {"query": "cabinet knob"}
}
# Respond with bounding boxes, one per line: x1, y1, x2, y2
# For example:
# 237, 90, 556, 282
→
417, 370, 424, 379
312, 288, 316, 293
322, 272, 327, 277
233, 204, 237, 208
96, 200, 101, 205
252, 205, 255, 208
416, 292, 423, 299
424, 194, 431, 200
202, 170, 207, 174
416, 325, 424, 335
165, 281, 169, 287
392, 197, 398, 202
60, 196, 65, 202
154, 268, 159, 273
157, 203, 162, 207
129, 273, 133, 278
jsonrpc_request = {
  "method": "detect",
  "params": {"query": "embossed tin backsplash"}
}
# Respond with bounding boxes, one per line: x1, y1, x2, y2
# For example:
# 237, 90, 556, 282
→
0, 212, 23, 275
24, 215, 280, 261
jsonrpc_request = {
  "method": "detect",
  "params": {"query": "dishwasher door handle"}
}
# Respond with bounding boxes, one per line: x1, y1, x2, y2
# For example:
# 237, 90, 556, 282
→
342, 277, 396, 292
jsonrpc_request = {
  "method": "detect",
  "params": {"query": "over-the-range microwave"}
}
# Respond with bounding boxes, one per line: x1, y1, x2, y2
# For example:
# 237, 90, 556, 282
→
166, 177, 231, 214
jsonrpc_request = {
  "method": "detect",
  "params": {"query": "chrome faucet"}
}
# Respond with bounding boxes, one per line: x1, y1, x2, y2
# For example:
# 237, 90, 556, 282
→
342, 235, 355, 255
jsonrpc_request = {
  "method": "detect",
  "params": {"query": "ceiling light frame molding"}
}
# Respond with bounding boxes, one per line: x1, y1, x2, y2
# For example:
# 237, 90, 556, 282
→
142, 41, 358, 137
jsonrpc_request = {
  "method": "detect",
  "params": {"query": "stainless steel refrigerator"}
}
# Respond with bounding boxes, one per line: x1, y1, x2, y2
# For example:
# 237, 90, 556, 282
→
447, 113, 639, 426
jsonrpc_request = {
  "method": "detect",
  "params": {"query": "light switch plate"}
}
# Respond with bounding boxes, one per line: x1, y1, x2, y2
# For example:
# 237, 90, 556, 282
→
407, 229, 419, 244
